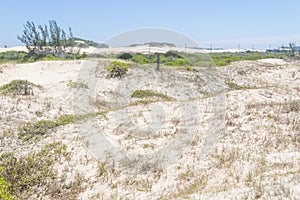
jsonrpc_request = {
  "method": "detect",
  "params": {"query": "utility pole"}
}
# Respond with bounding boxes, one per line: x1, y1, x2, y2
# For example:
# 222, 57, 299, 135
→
252, 44, 255, 51
238, 44, 240, 53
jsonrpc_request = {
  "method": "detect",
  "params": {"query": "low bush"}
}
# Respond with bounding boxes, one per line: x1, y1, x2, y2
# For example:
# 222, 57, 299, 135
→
0, 51, 27, 64
165, 50, 183, 58
118, 53, 132, 60
130, 52, 190, 66
0, 142, 68, 198
0, 169, 14, 200
166, 58, 190, 66
131, 54, 153, 64
210, 52, 285, 66
0, 80, 42, 95
106, 60, 129, 78
0, 50, 86, 65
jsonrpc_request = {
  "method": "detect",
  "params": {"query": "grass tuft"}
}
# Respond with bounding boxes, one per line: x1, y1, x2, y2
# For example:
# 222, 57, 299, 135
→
131, 89, 172, 101
67, 81, 88, 89
18, 115, 75, 141
0, 80, 42, 95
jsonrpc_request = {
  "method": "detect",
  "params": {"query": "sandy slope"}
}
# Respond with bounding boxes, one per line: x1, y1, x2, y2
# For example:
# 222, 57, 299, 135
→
0, 58, 299, 199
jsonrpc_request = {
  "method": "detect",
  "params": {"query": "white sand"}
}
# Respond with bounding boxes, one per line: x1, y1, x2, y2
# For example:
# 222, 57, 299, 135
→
0, 58, 299, 199
0, 46, 27, 52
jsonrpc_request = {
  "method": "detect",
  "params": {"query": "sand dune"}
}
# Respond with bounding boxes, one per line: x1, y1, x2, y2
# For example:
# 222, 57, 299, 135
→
0, 46, 27, 52
0, 58, 299, 199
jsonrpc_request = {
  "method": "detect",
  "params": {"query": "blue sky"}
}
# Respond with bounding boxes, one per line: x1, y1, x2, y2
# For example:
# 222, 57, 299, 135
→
1, 0, 299, 49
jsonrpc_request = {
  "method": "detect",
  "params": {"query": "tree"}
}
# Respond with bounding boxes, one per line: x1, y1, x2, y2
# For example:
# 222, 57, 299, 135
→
17, 21, 40, 51
38, 25, 49, 50
289, 43, 295, 57
18, 20, 75, 57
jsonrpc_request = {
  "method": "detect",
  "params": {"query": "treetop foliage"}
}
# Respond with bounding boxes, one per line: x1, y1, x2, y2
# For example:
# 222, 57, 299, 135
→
18, 20, 76, 57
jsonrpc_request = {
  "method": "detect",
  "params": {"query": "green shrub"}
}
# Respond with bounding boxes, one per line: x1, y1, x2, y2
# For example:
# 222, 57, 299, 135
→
210, 52, 285, 66
118, 53, 132, 60
106, 60, 129, 78
0, 51, 24, 60
130, 52, 190, 66
38, 55, 59, 61
185, 66, 193, 71
65, 53, 86, 60
0, 80, 42, 95
0, 51, 27, 64
24, 52, 85, 62
213, 60, 230, 66
0, 168, 14, 200
166, 58, 190, 66
0, 142, 67, 197
0, 50, 85, 65
165, 50, 183, 58
131, 54, 152, 64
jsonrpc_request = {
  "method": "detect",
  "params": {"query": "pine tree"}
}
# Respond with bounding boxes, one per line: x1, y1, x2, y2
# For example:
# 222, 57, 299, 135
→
18, 20, 75, 57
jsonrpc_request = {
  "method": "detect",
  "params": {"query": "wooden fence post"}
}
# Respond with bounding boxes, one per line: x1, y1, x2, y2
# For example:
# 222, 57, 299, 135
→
156, 53, 160, 71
